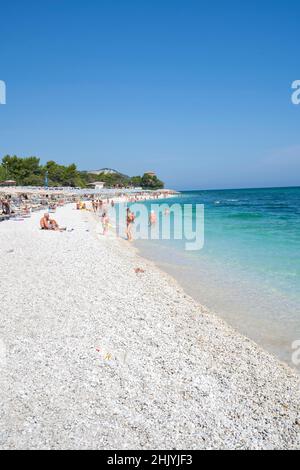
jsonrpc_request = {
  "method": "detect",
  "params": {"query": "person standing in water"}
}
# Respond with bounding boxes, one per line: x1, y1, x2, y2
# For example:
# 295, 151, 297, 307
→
149, 210, 157, 226
126, 208, 135, 241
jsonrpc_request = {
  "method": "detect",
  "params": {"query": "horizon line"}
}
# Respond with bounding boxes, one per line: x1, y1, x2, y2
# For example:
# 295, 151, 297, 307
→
176, 184, 300, 192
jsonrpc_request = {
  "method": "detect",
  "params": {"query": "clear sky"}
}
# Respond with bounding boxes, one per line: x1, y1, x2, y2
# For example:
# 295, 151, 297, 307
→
1, 0, 300, 190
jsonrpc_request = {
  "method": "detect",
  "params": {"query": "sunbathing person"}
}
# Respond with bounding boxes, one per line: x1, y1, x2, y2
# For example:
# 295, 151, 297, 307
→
1, 198, 11, 215
40, 213, 65, 231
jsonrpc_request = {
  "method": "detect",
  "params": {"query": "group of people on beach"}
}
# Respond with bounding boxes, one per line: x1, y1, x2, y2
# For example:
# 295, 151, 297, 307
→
91, 199, 114, 236
1, 196, 32, 218
91, 199, 115, 213
93, 199, 162, 241
92, 199, 136, 241
1, 189, 73, 222
38, 191, 170, 238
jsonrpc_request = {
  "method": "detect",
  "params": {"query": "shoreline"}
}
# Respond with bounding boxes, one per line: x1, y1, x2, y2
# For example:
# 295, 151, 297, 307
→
0, 204, 299, 449
102, 195, 298, 370
133, 240, 300, 370
109, 212, 300, 375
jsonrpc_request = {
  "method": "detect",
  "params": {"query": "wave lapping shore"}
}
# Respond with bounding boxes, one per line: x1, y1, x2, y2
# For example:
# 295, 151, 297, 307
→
0, 204, 299, 450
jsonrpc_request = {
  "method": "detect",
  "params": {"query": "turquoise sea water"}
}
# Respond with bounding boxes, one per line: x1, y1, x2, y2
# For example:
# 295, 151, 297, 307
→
134, 187, 300, 366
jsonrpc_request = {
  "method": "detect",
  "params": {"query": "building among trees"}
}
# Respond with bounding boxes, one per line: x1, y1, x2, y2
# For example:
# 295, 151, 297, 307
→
87, 181, 105, 190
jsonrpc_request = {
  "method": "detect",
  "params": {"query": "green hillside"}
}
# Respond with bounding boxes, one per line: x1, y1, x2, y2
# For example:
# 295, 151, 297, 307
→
0, 155, 164, 190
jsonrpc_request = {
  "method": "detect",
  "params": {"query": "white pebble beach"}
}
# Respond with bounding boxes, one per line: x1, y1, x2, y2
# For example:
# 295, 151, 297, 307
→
0, 204, 299, 450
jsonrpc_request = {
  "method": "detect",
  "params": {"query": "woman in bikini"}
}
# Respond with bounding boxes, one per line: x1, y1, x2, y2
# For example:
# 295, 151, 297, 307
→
126, 208, 135, 241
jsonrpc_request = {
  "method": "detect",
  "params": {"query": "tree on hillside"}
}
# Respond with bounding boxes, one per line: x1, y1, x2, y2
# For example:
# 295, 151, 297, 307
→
2, 155, 43, 185
141, 173, 164, 189
63, 164, 83, 187
99, 172, 130, 187
129, 176, 143, 187
0, 155, 165, 189
44, 161, 83, 187
0, 164, 6, 181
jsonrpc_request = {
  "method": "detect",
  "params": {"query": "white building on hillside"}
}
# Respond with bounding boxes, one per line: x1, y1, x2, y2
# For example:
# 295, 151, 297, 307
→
87, 181, 105, 191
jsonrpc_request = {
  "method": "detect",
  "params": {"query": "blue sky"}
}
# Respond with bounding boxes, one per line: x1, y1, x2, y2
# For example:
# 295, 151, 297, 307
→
1, 0, 300, 190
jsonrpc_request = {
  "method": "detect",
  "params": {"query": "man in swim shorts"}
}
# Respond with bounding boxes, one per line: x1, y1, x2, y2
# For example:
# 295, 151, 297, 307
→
40, 213, 62, 231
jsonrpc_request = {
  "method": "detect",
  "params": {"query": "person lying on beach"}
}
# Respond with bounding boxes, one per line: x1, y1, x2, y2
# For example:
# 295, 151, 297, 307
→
40, 213, 66, 231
